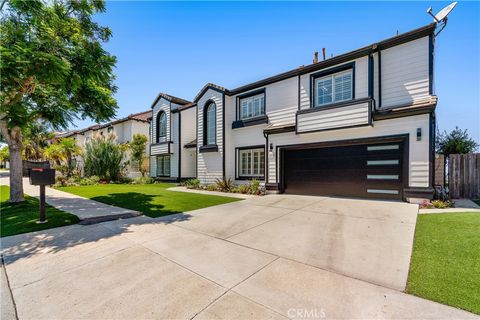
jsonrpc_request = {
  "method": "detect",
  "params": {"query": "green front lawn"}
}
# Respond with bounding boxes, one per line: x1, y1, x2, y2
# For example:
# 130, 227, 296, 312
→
58, 183, 241, 218
1, 186, 80, 237
407, 212, 480, 315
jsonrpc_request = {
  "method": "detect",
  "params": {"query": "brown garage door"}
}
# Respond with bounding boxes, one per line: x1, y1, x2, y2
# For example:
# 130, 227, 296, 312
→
282, 140, 406, 200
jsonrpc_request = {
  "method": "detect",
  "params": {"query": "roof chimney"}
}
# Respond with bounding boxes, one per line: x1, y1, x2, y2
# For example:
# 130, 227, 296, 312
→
313, 51, 318, 63
322, 48, 326, 61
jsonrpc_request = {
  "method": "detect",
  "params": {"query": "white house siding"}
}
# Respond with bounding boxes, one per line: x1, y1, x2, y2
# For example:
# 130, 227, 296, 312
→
170, 112, 179, 178
197, 88, 224, 185
380, 36, 430, 109
267, 114, 431, 188
181, 107, 197, 178
264, 77, 298, 127
297, 101, 370, 133
227, 125, 266, 183
299, 56, 369, 111
150, 143, 169, 155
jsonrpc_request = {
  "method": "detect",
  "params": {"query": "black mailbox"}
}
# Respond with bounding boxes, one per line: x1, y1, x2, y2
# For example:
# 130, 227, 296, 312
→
29, 168, 56, 186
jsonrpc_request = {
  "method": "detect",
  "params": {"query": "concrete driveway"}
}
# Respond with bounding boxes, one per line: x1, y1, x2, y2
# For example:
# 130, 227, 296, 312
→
1, 195, 476, 319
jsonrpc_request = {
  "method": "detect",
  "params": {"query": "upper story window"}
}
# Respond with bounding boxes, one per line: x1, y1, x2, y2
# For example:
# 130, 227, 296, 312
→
205, 102, 216, 145
314, 69, 353, 107
107, 126, 113, 133
239, 93, 265, 120
156, 111, 167, 142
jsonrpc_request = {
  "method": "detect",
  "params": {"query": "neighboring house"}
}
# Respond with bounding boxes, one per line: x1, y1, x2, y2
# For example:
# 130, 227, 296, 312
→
150, 93, 197, 181
188, 23, 437, 203
64, 110, 151, 178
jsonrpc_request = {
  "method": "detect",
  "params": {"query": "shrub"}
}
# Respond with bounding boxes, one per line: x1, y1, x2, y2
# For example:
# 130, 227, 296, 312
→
54, 175, 78, 187
183, 178, 200, 189
420, 200, 454, 209
215, 177, 234, 192
249, 179, 262, 195
206, 184, 218, 191
131, 176, 154, 184
78, 176, 100, 186
432, 200, 454, 209
84, 134, 125, 182
236, 184, 250, 194
128, 134, 148, 176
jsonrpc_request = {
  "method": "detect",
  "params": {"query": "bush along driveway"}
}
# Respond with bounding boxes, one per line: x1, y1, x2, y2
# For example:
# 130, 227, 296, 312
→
407, 212, 480, 315
58, 183, 242, 218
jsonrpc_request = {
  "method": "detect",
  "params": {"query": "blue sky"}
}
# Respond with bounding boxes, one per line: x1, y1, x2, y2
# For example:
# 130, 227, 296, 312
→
76, 1, 480, 143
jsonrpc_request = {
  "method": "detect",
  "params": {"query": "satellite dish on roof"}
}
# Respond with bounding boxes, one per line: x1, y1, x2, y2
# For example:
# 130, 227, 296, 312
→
427, 2, 457, 36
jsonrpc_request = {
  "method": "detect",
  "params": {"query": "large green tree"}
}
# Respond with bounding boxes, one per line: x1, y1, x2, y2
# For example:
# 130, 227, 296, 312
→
436, 127, 478, 157
0, 0, 117, 202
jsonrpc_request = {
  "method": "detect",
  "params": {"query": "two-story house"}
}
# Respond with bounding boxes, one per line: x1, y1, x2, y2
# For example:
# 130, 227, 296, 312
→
149, 93, 197, 181
191, 23, 437, 202
63, 110, 151, 177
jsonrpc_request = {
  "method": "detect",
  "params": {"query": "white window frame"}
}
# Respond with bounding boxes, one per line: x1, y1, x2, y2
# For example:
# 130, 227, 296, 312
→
314, 69, 353, 107
156, 155, 170, 177
238, 148, 265, 178
239, 93, 265, 120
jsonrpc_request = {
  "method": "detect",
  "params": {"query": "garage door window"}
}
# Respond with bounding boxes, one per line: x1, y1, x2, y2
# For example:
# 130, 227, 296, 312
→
239, 148, 264, 179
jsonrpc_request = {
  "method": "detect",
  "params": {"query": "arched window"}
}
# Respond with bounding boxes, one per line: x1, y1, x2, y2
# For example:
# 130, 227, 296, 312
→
156, 111, 167, 142
204, 102, 216, 145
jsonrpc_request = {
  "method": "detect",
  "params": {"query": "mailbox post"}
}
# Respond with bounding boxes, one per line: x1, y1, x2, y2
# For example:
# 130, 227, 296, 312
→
29, 168, 56, 223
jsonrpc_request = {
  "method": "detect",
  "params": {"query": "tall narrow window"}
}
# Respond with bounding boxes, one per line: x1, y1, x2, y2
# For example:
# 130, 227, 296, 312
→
205, 102, 216, 145
156, 111, 167, 143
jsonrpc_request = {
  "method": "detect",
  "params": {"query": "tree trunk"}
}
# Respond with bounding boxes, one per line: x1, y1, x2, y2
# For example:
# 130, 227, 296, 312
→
8, 143, 24, 202
0, 121, 25, 203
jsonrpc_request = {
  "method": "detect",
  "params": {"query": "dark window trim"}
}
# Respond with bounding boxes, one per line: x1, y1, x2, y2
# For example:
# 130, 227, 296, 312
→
372, 104, 435, 121
236, 88, 266, 121
203, 99, 217, 146
156, 110, 167, 143
199, 144, 218, 153
235, 145, 266, 181
150, 141, 172, 146
178, 111, 182, 179
232, 115, 268, 129
378, 49, 382, 108
428, 33, 434, 95
310, 62, 355, 109
263, 124, 296, 135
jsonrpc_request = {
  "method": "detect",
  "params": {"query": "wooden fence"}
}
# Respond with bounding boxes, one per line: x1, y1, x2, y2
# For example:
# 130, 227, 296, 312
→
448, 153, 480, 199
434, 154, 445, 186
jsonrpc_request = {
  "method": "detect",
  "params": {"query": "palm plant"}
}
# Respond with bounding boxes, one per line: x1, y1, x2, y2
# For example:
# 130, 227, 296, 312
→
44, 138, 81, 177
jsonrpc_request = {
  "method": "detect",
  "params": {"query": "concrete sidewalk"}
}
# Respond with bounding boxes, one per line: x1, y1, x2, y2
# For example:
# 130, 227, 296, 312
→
0, 174, 141, 223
